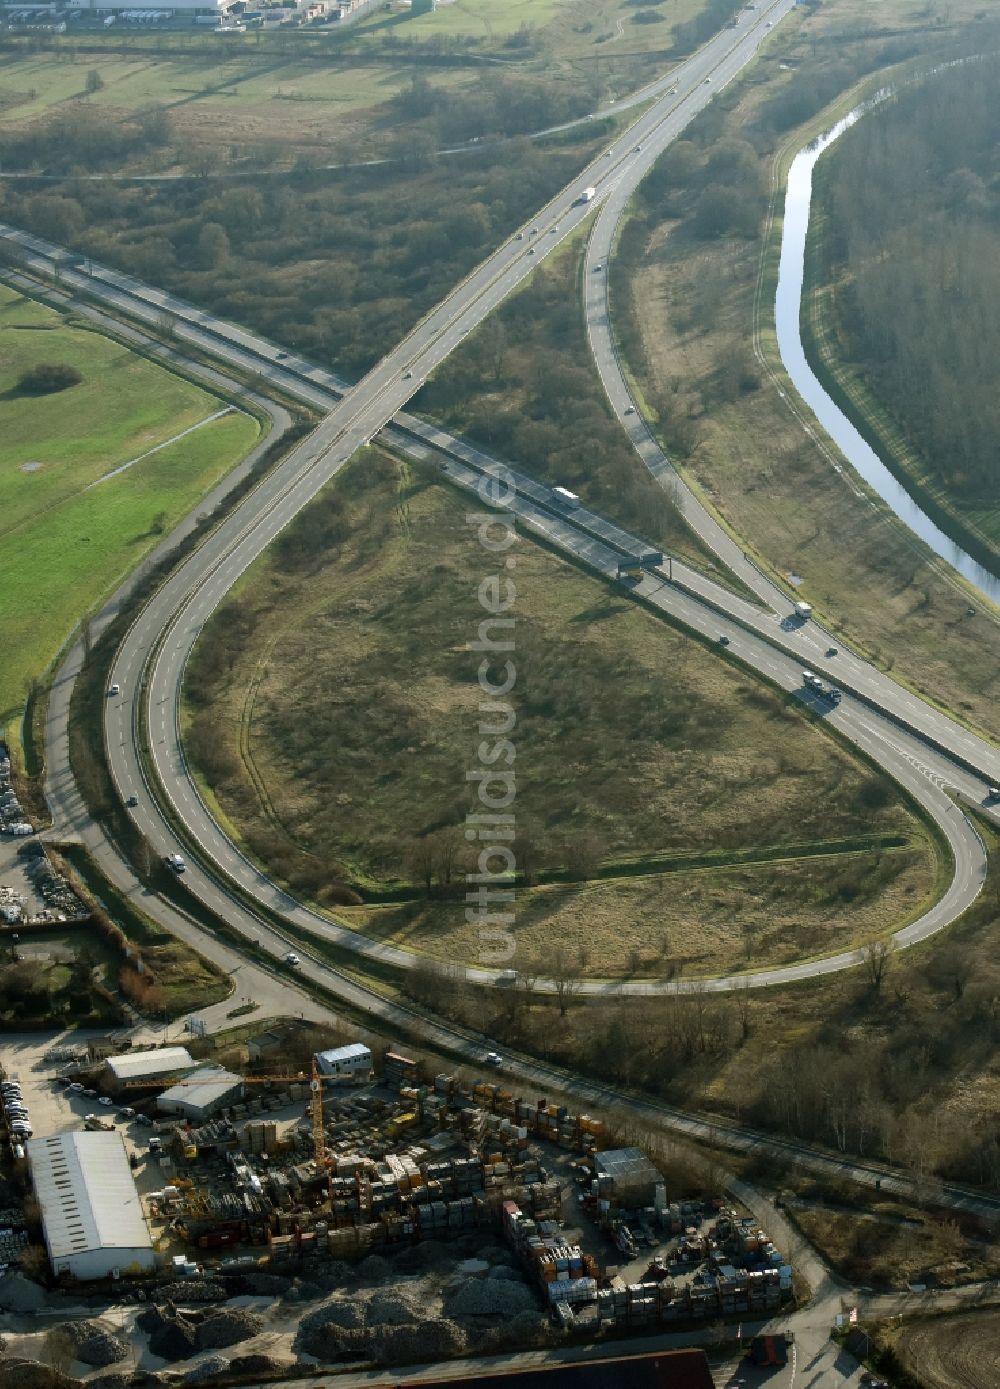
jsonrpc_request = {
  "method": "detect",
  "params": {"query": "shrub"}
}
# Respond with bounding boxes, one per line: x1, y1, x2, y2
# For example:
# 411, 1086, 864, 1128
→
16, 363, 83, 395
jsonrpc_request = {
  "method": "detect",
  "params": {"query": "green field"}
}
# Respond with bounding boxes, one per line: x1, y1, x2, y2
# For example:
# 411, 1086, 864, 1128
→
352, 0, 703, 49
0, 51, 478, 130
0, 0, 705, 162
0, 284, 260, 728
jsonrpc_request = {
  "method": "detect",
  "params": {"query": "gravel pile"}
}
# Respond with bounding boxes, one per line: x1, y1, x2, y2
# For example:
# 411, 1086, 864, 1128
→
444, 1276, 537, 1318
144, 1302, 262, 1362
295, 1321, 364, 1363
135, 1307, 169, 1335
228, 1353, 292, 1377
0, 1273, 50, 1313
236, 1272, 291, 1294
153, 1281, 225, 1305
298, 1301, 364, 1336
370, 1319, 466, 1368
182, 1355, 230, 1384
60, 1322, 130, 1368
363, 1289, 420, 1328
194, 1308, 263, 1351
148, 1322, 197, 1362
0, 1362, 80, 1389
389, 1242, 448, 1275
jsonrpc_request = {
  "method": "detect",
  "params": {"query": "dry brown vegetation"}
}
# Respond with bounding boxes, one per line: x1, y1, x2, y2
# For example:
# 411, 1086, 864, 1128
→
405, 831, 1000, 1192
619, 0, 1000, 741
183, 447, 936, 977
791, 1198, 1000, 1290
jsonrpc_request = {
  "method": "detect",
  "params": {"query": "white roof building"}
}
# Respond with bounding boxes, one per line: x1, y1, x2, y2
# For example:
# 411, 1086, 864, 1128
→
102, 1046, 195, 1088
28, 1132, 155, 1281
314, 1043, 373, 1082
157, 1066, 244, 1120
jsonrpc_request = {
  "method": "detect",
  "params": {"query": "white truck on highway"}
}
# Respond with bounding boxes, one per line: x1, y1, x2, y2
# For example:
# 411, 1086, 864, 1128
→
793, 601, 812, 619
579, 186, 596, 204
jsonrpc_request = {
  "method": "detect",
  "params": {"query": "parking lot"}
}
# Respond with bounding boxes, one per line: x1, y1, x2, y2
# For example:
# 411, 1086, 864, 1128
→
0, 836, 45, 918
2, 1030, 101, 1139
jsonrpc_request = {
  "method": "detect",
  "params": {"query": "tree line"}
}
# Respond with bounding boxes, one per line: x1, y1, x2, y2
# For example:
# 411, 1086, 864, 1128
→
816, 52, 1000, 504
0, 119, 605, 380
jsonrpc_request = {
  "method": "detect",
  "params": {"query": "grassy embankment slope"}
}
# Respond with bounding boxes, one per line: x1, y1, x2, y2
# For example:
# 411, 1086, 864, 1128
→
0, 284, 260, 734
182, 449, 940, 981
620, 0, 1000, 744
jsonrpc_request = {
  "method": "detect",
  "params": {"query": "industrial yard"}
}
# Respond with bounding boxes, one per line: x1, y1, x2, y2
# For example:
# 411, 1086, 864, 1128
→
0, 1023, 797, 1376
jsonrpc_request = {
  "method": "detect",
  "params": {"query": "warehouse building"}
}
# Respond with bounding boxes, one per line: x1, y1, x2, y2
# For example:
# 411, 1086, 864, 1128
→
157, 1066, 244, 1121
66, 0, 230, 13
101, 1045, 196, 1094
314, 1043, 373, 1085
28, 1132, 155, 1281
593, 1148, 663, 1207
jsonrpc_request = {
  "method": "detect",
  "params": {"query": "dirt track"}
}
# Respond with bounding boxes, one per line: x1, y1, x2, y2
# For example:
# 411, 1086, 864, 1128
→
896, 1312, 1000, 1389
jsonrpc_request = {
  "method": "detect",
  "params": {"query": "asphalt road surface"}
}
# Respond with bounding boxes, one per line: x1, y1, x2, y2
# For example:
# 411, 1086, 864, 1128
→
11, 0, 1000, 1244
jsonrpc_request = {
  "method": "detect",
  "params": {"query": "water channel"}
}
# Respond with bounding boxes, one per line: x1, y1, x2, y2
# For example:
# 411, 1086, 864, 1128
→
774, 96, 1000, 605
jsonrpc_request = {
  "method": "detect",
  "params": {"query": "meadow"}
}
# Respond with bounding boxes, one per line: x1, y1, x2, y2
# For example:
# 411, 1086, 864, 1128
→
0, 284, 259, 729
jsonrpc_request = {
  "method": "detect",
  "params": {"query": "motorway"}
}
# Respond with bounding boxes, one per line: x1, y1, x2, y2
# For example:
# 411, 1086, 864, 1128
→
5, 0, 998, 1004
7, 0, 1000, 1249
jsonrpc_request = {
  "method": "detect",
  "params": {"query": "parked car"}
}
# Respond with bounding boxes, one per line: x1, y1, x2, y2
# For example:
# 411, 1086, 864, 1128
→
485, 1051, 503, 1067
98, 1096, 114, 1107
69, 1082, 84, 1093
82, 1088, 96, 1098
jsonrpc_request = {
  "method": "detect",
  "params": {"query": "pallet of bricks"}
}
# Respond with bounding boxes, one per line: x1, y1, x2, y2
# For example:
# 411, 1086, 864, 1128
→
597, 1276, 682, 1328
328, 1153, 368, 1228
528, 1100, 604, 1152
502, 1200, 598, 1312
385, 1053, 419, 1091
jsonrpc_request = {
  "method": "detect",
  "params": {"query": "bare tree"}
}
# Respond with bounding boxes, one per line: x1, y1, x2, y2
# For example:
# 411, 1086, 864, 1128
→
406, 837, 436, 896
863, 937, 894, 992
565, 831, 606, 882
734, 978, 753, 1042
431, 827, 465, 893
544, 943, 580, 1017
947, 944, 975, 1001
136, 833, 155, 883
